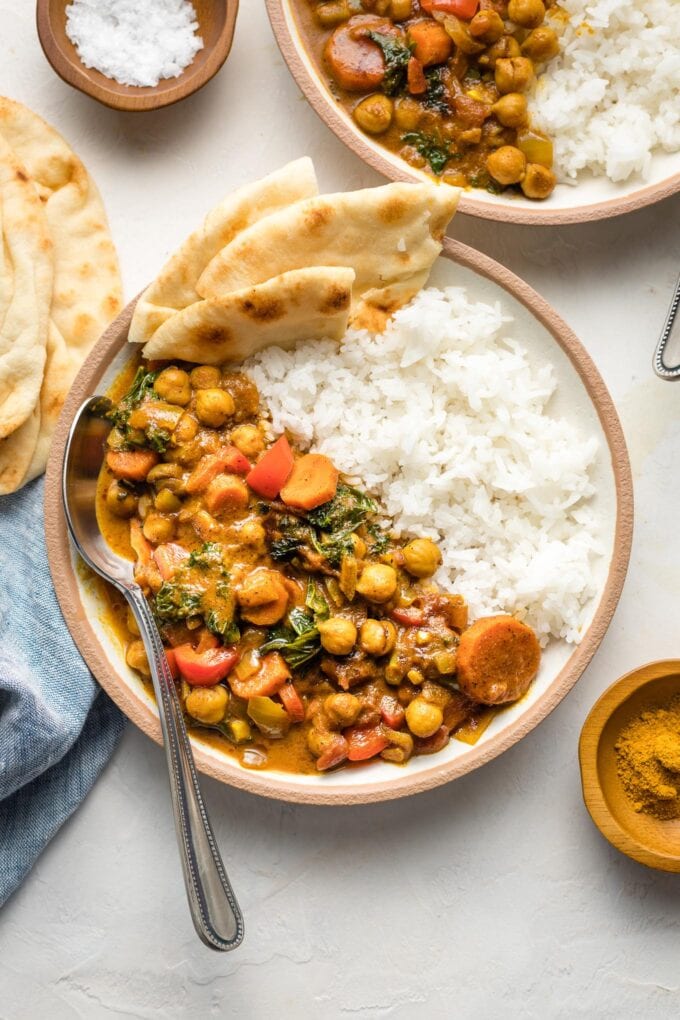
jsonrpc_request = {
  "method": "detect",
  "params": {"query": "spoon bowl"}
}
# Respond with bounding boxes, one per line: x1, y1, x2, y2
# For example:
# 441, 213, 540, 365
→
579, 660, 680, 873
36, 0, 239, 112
63, 396, 245, 949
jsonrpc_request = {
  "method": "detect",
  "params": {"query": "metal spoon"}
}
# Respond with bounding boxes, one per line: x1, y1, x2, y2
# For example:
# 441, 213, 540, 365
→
653, 272, 680, 381
62, 396, 244, 952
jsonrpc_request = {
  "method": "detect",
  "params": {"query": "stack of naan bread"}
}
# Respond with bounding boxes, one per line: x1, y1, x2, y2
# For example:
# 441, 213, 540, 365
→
0, 98, 122, 495
129, 159, 459, 363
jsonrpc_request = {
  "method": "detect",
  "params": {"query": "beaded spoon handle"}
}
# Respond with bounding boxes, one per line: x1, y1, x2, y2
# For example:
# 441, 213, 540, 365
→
653, 272, 680, 381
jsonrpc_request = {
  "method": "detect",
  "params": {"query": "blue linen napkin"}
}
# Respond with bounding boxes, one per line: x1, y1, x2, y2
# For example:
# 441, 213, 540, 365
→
0, 477, 125, 907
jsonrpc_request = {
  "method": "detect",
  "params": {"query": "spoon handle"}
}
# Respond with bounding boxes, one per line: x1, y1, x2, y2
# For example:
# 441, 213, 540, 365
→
126, 586, 244, 951
653, 272, 680, 380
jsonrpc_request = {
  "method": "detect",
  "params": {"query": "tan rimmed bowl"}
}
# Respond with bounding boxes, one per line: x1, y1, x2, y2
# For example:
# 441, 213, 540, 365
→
44, 238, 633, 804
37, 0, 239, 113
265, 0, 680, 225
579, 661, 680, 873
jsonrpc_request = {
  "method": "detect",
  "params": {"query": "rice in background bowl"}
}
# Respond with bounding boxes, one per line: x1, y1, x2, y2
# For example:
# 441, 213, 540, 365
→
530, 0, 680, 183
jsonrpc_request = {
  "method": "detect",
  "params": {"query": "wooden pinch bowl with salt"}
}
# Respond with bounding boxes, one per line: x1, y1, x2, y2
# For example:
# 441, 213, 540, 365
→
579, 660, 680, 874
36, 0, 239, 112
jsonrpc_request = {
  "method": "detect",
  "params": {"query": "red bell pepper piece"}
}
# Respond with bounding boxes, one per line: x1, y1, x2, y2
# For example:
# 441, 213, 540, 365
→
316, 734, 349, 771
420, 0, 479, 17
246, 436, 294, 500
380, 696, 405, 730
174, 644, 239, 686
390, 606, 425, 627
279, 682, 306, 723
153, 543, 191, 581
345, 725, 390, 761
165, 648, 180, 681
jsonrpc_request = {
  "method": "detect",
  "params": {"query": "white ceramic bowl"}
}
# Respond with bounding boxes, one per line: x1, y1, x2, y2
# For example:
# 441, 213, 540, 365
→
266, 0, 680, 225
45, 239, 633, 804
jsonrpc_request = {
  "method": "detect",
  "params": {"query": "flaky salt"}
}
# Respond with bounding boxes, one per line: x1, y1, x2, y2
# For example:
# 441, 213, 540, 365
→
65, 0, 204, 88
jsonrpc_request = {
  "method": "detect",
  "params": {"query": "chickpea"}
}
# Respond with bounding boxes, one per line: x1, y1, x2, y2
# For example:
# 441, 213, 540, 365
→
479, 35, 520, 68
238, 519, 266, 547
195, 388, 235, 428
324, 692, 361, 727
354, 94, 394, 135
154, 367, 191, 406
237, 568, 285, 608
521, 163, 557, 199
142, 512, 175, 544
318, 617, 357, 656
126, 639, 150, 677
487, 145, 527, 185
359, 619, 397, 657
469, 9, 505, 42
492, 92, 529, 128
393, 97, 422, 131
405, 698, 443, 738
316, 0, 351, 28
154, 488, 181, 513
173, 412, 199, 444
521, 25, 559, 62
230, 424, 264, 458
390, 0, 412, 20
381, 729, 414, 763
307, 728, 339, 759
402, 538, 442, 579
185, 685, 229, 726
190, 365, 221, 390
105, 480, 137, 518
355, 563, 398, 604
495, 56, 534, 94
508, 0, 545, 29
441, 170, 467, 188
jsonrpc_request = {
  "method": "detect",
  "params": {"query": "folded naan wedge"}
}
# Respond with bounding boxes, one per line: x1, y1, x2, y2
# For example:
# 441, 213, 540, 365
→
0, 134, 52, 444
142, 267, 355, 365
196, 182, 459, 319
129, 158, 319, 345
0, 98, 122, 493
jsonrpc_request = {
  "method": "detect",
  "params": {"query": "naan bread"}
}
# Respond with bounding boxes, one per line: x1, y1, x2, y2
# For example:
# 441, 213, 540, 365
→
0, 135, 52, 441
141, 267, 355, 365
0, 97, 123, 489
129, 158, 318, 345
196, 182, 459, 318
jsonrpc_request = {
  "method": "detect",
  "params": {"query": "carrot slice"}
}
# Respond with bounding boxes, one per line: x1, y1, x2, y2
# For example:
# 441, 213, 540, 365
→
228, 653, 291, 699
204, 475, 249, 514
106, 449, 158, 481
407, 56, 427, 94
408, 20, 454, 66
279, 454, 339, 511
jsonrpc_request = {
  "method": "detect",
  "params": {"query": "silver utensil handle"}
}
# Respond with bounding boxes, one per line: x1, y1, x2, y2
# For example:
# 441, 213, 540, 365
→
126, 586, 244, 952
653, 273, 680, 380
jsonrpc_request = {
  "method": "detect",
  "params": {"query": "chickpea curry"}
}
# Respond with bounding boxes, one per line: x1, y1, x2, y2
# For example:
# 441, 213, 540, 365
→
298, 0, 559, 200
98, 359, 541, 775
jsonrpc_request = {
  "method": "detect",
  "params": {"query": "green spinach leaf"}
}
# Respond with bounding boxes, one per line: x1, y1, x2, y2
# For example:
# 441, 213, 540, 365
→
368, 32, 412, 95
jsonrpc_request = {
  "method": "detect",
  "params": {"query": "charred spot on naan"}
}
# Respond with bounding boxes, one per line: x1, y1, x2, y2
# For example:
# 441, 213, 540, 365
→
197, 324, 233, 346
239, 294, 286, 322
319, 284, 351, 315
378, 194, 409, 225
304, 202, 334, 233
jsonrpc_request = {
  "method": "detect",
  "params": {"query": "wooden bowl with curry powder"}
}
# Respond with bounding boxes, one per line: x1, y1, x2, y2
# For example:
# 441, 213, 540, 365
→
579, 660, 680, 873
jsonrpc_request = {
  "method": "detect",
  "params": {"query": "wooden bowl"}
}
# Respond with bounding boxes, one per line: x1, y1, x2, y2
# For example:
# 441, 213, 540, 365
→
44, 239, 633, 804
36, 0, 239, 112
579, 661, 680, 873
265, 0, 680, 225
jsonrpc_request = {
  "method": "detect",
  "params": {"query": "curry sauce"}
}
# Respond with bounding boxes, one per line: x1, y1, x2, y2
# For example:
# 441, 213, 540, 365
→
96, 356, 540, 775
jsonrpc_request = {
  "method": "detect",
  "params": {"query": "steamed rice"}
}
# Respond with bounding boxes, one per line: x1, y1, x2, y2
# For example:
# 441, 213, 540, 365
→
246, 287, 604, 646
530, 0, 680, 183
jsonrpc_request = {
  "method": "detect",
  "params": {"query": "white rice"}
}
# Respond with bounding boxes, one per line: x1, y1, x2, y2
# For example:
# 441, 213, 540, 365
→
246, 287, 605, 647
530, 0, 680, 183
65, 0, 204, 88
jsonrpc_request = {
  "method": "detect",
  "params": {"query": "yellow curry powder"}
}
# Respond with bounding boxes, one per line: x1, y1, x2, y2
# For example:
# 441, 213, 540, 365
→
614, 696, 680, 820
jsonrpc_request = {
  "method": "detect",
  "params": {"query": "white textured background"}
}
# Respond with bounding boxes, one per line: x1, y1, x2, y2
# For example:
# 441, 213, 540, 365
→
2, 4, 680, 1018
